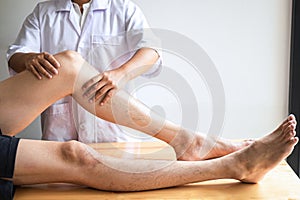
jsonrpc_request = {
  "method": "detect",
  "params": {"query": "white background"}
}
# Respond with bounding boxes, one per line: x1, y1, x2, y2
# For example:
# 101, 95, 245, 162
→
0, 0, 292, 140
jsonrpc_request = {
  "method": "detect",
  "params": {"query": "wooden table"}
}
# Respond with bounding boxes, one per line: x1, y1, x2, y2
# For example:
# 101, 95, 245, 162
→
15, 142, 300, 200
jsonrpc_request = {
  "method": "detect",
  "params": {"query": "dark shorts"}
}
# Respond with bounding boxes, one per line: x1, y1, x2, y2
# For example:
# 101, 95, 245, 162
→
0, 129, 20, 200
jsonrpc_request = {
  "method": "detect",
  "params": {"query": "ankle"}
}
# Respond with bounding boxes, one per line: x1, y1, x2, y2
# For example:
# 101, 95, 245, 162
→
225, 155, 247, 181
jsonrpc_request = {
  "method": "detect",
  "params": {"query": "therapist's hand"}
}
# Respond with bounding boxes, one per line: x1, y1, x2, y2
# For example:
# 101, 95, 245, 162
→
82, 68, 129, 106
25, 52, 60, 79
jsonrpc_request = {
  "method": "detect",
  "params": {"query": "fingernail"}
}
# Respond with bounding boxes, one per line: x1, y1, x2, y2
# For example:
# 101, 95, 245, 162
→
89, 99, 93, 103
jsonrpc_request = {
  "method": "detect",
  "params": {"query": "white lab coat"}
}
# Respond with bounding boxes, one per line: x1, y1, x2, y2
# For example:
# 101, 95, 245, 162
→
7, 0, 162, 143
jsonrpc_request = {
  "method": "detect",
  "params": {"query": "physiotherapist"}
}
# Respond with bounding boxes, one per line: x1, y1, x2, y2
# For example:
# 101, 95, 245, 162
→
6, 0, 162, 143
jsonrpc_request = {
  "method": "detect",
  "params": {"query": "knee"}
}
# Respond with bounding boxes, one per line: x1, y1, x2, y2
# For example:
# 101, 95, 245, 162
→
54, 50, 84, 78
59, 50, 81, 62
60, 140, 96, 167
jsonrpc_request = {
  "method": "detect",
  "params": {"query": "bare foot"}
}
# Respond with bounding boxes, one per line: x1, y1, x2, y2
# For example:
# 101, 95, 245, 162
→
230, 114, 298, 183
170, 129, 252, 161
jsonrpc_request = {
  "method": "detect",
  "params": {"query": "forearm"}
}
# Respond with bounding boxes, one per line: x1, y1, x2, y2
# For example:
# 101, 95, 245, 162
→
0, 50, 169, 138
118, 47, 159, 81
8, 52, 36, 73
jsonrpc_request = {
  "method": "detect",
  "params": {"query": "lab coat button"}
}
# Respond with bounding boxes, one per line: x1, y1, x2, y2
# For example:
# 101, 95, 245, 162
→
79, 124, 86, 130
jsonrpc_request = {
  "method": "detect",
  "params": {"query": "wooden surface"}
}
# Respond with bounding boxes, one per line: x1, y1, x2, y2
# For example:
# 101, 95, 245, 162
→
15, 142, 300, 200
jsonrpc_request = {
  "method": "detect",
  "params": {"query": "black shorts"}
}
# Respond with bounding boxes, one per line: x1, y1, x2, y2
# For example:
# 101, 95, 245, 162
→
0, 129, 20, 200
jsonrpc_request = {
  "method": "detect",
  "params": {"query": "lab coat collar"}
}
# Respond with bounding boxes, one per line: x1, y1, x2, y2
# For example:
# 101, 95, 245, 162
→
55, 0, 72, 12
55, 0, 109, 12
91, 0, 109, 11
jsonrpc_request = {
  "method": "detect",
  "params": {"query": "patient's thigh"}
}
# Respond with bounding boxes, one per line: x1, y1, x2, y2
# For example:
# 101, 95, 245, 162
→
13, 139, 74, 185
0, 69, 71, 135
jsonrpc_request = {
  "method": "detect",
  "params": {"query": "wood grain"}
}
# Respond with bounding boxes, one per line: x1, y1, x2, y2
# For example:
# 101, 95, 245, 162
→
15, 142, 300, 200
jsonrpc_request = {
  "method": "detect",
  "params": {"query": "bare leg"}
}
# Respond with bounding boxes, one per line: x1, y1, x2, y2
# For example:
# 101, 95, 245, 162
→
12, 115, 298, 190
0, 51, 79, 135
0, 51, 248, 160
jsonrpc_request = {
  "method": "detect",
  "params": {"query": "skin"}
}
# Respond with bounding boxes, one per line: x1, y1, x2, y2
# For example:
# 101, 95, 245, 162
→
82, 48, 160, 106
2, 51, 248, 161
72, 0, 91, 11
8, 52, 60, 79
8, 0, 159, 105
0, 51, 298, 191
8, 48, 158, 105
11, 117, 298, 190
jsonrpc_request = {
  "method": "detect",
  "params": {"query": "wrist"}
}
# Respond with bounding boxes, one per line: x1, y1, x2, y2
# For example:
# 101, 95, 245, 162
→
9, 52, 34, 73
116, 65, 132, 82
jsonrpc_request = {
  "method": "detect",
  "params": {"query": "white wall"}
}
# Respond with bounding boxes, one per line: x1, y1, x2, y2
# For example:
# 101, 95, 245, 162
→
132, 0, 292, 139
0, 0, 292, 140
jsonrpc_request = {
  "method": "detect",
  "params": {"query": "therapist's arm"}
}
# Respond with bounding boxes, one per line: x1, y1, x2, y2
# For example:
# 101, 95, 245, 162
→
119, 47, 159, 80
8, 52, 61, 79
82, 47, 159, 105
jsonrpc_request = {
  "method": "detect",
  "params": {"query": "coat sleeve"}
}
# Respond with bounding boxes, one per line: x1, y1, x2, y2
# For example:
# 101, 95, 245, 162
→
124, 0, 162, 78
6, 3, 41, 75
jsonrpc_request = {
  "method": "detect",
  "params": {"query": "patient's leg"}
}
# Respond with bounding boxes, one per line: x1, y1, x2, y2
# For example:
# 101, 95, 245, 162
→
68, 54, 248, 160
12, 115, 298, 190
0, 51, 80, 135
0, 50, 247, 160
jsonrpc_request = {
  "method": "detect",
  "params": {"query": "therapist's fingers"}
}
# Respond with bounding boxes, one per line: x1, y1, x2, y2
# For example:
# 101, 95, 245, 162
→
82, 74, 103, 91
27, 64, 42, 80
33, 61, 53, 79
25, 52, 59, 79
40, 57, 59, 75
38, 52, 59, 77
94, 85, 114, 102
100, 89, 115, 106
83, 76, 107, 98
44, 53, 61, 69
82, 75, 105, 98
85, 81, 107, 99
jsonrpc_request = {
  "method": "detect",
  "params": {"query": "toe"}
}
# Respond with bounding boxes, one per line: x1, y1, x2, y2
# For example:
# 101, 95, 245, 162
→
288, 114, 297, 125
289, 130, 296, 138
285, 124, 296, 133
289, 136, 299, 146
283, 121, 295, 133
282, 126, 296, 141
289, 114, 296, 121
292, 130, 297, 137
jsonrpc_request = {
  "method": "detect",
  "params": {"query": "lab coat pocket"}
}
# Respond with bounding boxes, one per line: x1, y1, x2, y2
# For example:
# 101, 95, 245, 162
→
92, 35, 124, 46
41, 102, 77, 141
47, 103, 70, 115
90, 34, 129, 69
